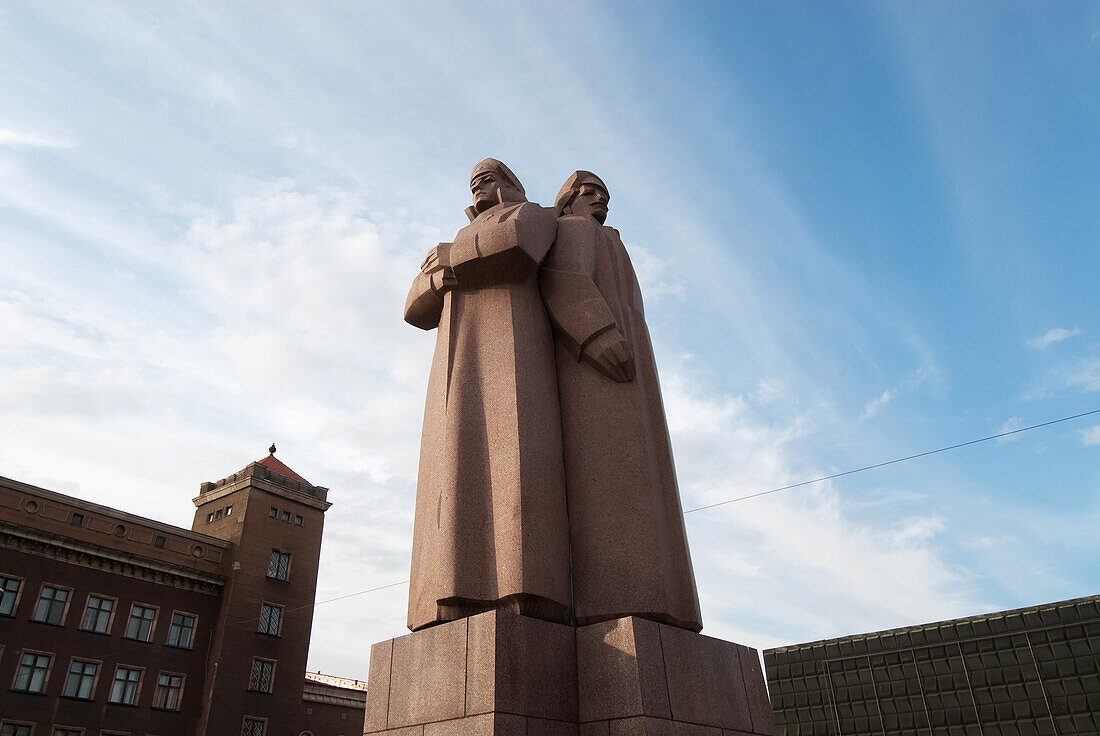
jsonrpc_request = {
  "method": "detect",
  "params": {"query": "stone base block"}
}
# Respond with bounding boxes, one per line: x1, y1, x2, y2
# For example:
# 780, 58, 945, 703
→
577, 617, 775, 736
364, 613, 773, 736
364, 609, 578, 735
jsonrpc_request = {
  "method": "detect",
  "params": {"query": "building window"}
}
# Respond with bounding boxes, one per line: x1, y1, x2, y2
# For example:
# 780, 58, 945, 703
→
267, 551, 291, 581
215, 509, 223, 519
166, 612, 196, 648
70, 512, 85, 526
81, 595, 115, 634
206, 512, 214, 523
12, 651, 52, 692
225, 505, 233, 516
268, 507, 278, 518
108, 666, 142, 705
62, 659, 99, 699
154, 535, 167, 548
53, 729, 84, 736
242, 718, 266, 736
33, 585, 70, 625
0, 576, 22, 616
258, 603, 283, 636
248, 658, 275, 693
1, 725, 33, 736
151, 672, 184, 710
294, 515, 303, 526
280, 511, 291, 522
124, 604, 157, 641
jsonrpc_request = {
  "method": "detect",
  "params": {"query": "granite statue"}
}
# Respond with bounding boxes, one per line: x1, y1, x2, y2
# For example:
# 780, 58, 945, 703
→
540, 170, 702, 632
403, 159, 571, 632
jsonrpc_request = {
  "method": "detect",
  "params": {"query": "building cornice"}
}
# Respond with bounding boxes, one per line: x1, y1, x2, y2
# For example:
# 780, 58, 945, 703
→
0, 475, 232, 549
0, 521, 227, 596
193, 464, 332, 512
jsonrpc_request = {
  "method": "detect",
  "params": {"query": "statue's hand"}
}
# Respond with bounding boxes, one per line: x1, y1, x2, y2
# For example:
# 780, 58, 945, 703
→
421, 243, 451, 273
429, 268, 457, 294
422, 243, 456, 294
582, 329, 636, 383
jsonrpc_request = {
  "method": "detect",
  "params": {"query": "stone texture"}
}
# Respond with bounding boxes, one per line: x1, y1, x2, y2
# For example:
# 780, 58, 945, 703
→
577, 617, 670, 722
466, 609, 577, 722
541, 171, 702, 633
659, 625, 753, 732
405, 158, 570, 633
424, 713, 525, 736
732, 644, 776, 735
608, 717, 723, 736
367, 613, 772, 736
580, 723, 611, 736
364, 639, 394, 733
366, 727, 424, 736
526, 717, 580, 736
386, 618, 468, 729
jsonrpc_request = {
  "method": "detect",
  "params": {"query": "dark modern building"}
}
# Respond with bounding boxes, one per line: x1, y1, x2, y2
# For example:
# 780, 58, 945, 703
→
764, 594, 1100, 736
0, 452, 366, 736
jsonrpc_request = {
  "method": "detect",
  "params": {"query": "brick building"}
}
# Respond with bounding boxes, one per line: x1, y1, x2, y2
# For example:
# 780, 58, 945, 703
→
764, 594, 1100, 736
0, 451, 367, 736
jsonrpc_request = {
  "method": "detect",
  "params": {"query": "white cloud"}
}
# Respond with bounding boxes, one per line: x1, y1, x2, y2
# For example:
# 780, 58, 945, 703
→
996, 416, 1025, 443
0, 128, 77, 149
1080, 426, 1100, 446
1027, 327, 1080, 349
860, 389, 895, 421
656, 367, 977, 649
1067, 359, 1100, 392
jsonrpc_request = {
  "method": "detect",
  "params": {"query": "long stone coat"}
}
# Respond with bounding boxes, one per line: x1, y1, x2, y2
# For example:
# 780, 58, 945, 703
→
539, 215, 703, 632
404, 201, 571, 632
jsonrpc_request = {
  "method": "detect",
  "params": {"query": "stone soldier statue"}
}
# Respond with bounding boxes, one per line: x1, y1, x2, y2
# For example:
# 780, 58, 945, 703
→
403, 159, 571, 631
539, 170, 703, 632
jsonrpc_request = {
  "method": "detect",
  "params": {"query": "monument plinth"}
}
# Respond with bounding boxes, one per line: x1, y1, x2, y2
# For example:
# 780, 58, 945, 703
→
363, 612, 775, 736
366, 161, 774, 736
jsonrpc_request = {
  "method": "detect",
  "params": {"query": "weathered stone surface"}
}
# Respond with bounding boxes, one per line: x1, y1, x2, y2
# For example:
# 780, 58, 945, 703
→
364, 638, 394, 733
580, 723, 611, 736
733, 643, 776, 735
541, 171, 702, 633
659, 625, 753, 732
406, 159, 570, 633
577, 617, 670, 722
386, 618, 468, 728
608, 717, 724, 736
423, 713, 525, 736
466, 609, 577, 721
526, 716, 581, 736
365, 727, 424, 736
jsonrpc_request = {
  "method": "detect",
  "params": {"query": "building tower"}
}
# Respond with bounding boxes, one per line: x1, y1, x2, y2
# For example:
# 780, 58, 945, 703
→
191, 448, 332, 736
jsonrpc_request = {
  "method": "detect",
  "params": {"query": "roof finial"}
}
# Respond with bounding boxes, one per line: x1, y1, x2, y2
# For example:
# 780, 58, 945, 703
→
269, 443, 277, 455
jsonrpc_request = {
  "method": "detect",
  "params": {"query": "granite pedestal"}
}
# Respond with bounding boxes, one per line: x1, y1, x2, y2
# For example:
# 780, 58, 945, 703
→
363, 612, 775, 736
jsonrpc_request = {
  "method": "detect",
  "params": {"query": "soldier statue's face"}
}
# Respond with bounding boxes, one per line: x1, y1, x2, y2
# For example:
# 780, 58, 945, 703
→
569, 183, 609, 224
471, 172, 502, 213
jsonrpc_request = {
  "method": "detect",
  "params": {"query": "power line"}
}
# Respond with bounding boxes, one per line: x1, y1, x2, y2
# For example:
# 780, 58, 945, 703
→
682, 408, 1100, 515
233, 579, 409, 627
292, 408, 1100, 611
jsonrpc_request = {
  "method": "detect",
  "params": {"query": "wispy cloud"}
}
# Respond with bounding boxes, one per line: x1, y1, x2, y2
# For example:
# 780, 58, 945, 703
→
1080, 426, 1100, 446
1028, 327, 1080, 349
860, 389, 895, 421
1067, 359, 1100, 392
996, 416, 1025, 443
0, 128, 77, 149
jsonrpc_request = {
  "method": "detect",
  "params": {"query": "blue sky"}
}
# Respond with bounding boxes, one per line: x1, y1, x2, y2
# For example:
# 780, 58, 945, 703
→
2, 2, 1098, 677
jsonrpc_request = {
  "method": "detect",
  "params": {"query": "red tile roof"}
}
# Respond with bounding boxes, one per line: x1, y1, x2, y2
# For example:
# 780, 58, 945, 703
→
258, 454, 310, 485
